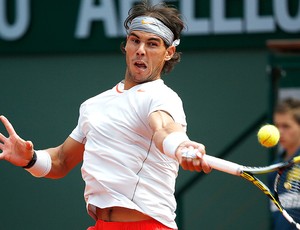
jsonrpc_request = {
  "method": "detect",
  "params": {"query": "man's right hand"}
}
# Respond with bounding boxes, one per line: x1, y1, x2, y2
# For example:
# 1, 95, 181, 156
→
0, 115, 34, 167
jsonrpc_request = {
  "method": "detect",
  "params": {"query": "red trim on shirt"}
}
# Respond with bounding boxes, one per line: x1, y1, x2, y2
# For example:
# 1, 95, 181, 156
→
116, 83, 123, 93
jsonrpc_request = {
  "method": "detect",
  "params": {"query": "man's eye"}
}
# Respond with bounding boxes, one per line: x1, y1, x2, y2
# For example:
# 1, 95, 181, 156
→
132, 39, 139, 44
149, 42, 158, 47
283, 125, 290, 129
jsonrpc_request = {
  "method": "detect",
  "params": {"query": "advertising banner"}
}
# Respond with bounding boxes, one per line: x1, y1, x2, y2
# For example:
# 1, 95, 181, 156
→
0, 0, 299, 54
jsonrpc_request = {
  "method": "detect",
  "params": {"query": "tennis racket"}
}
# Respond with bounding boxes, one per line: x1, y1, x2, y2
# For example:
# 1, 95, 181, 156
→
182, 149, 300, 229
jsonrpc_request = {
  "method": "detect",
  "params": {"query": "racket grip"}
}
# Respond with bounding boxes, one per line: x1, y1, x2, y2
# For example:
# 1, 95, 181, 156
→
204, 155, 241, 176
181, 148, 242, 176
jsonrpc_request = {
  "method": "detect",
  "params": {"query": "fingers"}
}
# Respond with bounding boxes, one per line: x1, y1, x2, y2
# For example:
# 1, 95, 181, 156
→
181, 155, 211, 173
0, 116, 36, 167
0, 141, 3, 159
0, 132, 6, 158
178, 142, 212, 173
0, 115, 17, 136
199, 158, 212, 174
193, 145, 212, 173
181, 157, 201, 172
25, 141, 33, 150
0, 132, 6, 144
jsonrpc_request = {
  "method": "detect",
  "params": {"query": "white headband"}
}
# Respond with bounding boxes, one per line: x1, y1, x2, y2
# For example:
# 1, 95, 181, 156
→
127, 16, 180, 47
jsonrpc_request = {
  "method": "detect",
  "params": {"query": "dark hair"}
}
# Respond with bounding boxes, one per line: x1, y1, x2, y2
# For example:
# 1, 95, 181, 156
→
275, 97, 300, 125
121, 0, 185, 75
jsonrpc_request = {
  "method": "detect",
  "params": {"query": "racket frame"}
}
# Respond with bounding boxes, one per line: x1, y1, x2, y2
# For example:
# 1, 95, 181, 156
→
182, 150, 300, 229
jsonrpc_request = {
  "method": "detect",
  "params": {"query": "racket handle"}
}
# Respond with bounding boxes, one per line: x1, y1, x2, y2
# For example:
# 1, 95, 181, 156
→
181, 148, 242, 175
203, 155, 242, 176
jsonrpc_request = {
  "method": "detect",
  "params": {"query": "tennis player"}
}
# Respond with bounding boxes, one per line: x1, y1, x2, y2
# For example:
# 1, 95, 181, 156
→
0, 1, 211, 229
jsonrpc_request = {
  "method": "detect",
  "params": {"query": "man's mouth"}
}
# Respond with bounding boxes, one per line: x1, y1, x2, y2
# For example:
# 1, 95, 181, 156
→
134, 61, 147, 70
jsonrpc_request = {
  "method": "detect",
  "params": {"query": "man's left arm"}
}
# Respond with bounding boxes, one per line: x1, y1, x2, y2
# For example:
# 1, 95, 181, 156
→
148, 110, 211, 173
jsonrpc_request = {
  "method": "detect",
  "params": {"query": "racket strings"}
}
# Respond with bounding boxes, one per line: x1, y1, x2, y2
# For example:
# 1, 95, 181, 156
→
277, 164, 300, 223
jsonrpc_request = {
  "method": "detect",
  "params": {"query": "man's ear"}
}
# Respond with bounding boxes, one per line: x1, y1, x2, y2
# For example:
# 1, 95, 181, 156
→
165, 46, 176, 61
124, 36, 129, 52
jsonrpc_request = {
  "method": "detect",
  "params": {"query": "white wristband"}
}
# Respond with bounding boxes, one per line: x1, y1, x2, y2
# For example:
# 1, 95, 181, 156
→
162, 132, 189, 160
25, 150, 52, 177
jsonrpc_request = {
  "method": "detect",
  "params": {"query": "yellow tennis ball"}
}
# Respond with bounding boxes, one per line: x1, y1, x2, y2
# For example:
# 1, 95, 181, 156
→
257, 124, 280, 148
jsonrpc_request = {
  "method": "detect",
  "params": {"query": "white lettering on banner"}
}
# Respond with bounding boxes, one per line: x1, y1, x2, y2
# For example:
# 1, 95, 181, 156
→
119, 0, 143, 36
274, 0, 300, 33
180, 0, 209, 35
0, 0, 30, 41
245, 0, 275, 33
75, 0, 119, 38
118, 0, 165, 36
73, 0, 300, 39
1, 0, 299, 42
212, 0, 242, 34
179, 0, 299, 36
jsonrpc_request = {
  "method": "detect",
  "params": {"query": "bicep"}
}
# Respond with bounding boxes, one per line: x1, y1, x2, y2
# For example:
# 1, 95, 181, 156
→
149, 110, 185, 152
46, 137, 84, 178
149, 110, 174, 131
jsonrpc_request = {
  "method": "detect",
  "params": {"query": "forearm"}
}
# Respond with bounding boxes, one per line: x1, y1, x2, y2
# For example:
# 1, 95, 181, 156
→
45, 146, 69, 179
149, 110, 189, 160
149, 110, 208, 170
26, 137, 84, 179
24, 146, 67, 179
152, 122, 187, 154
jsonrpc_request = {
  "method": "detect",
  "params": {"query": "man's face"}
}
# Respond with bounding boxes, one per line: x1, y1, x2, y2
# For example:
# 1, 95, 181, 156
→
124, 30, 174, 89
274, 112, 300, 153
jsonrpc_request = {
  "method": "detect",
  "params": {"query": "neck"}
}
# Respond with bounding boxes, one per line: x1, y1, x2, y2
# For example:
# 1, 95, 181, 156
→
285, 146, 300, 159
123, 69, 135, 90
123, 69, 161, 90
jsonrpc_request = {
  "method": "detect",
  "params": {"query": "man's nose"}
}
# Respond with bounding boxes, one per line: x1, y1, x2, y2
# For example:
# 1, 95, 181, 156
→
136, 43, 146, 56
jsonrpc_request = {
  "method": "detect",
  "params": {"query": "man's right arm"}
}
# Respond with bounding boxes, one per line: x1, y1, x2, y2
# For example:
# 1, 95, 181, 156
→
0, 115, 84, 179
